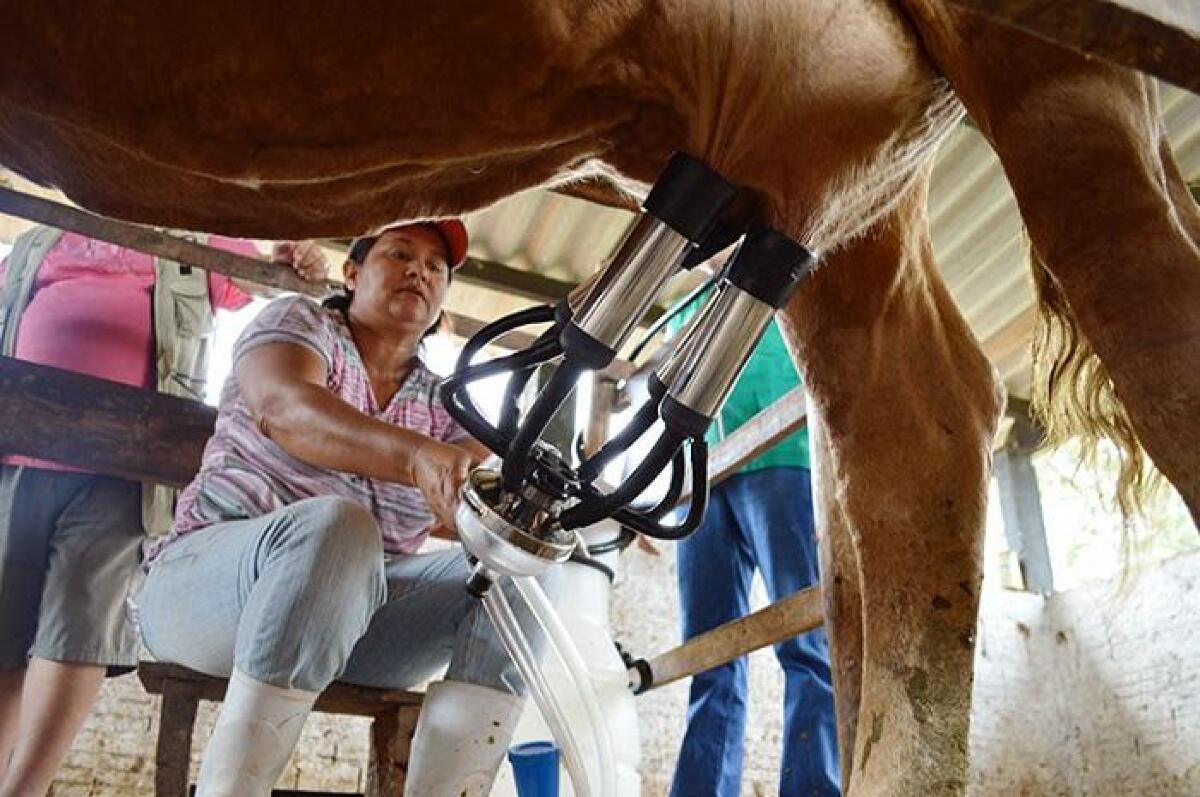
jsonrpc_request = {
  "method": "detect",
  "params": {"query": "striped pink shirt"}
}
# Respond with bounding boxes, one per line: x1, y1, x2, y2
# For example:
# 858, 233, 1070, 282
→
151, 296, 469, 560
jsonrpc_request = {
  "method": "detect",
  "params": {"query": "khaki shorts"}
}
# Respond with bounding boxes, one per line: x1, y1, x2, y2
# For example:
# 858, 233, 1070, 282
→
0, 466, 144, 673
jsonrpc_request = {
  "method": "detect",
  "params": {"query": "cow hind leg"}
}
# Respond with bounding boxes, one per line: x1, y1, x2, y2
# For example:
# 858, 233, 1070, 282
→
1022, 81, 1200, 524
902, 3, 1200, 524
780, 173, 1002, 795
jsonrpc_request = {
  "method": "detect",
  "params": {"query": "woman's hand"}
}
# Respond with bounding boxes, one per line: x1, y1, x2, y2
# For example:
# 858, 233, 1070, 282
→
411, 439, 478, 529
271, 240, 329, 282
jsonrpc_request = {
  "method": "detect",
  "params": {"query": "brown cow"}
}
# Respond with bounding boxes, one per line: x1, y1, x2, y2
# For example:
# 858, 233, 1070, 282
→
0, 1, 1195, 794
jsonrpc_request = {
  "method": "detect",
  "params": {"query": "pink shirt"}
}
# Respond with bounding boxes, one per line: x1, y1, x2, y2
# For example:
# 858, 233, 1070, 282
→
155, 297, 469, 560
1, 231, 255, 471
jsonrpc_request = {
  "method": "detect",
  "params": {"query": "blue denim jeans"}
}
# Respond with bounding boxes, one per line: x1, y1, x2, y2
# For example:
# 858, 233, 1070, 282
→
670, 467, 840, 797
136, 496, 543, 694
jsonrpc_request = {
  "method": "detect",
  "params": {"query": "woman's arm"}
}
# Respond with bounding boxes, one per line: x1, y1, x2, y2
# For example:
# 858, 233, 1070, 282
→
236, 340, 475, 525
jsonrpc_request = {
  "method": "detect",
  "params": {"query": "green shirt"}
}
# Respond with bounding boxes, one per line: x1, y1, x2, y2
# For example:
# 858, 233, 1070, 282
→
667, 292, 809, 472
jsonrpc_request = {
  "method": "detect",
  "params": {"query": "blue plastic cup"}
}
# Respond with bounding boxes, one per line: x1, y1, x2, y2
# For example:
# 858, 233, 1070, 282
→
508, 740, 560, 797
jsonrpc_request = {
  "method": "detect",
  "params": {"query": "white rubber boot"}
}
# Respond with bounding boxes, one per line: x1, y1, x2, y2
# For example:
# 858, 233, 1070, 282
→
195, 669, 318, 797
404, 680, 525, 797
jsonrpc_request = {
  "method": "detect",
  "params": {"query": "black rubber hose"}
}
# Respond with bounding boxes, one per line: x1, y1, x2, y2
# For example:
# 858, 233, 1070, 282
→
453, 304, 557, 374
441, 338, 562, 456
444, 388, 508, 454
498, 366, 535, 438
613, 438, 709, 540
567, 547, 617, 583
561, 428, 685, 530
577, 396, 660, 484
585, 525, 638, 556
498, 323, 561, 438
500, 358, 587, 491
638, 446, 687, 520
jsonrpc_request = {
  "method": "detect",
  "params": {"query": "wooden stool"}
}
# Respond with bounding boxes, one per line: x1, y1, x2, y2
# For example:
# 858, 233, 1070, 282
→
138, 662, 424, 797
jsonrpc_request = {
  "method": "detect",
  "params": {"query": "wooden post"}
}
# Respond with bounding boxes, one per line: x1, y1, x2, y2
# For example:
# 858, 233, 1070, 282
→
391, 705, 421, 794
994, 399, 1054, 594
354, 702, 423, 796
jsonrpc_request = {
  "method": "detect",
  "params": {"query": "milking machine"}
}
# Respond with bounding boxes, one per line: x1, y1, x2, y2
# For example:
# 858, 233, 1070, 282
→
439, 153, 816, 796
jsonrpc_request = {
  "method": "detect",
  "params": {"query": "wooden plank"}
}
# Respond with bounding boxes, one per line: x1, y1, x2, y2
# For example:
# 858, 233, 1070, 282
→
0, 186, 551, 358
139, 663, 422, 714
0, 186, 612, 359
324, 238, 579, 306
677, 386, 807, 503
447, 313, 542, 352
945, 0, 1200, 93
0, 352, 630, 489
638, 586, 823, 692
0, 186, 339, 297
0, 356, 214, 487
457, 256, 575, 304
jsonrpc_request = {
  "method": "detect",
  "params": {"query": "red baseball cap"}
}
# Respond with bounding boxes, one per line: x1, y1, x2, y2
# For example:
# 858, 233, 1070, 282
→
352, 218, 469, 269
425, 218, 469, 269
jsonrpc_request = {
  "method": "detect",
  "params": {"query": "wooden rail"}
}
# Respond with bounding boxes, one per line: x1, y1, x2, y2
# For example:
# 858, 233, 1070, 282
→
0, 186, 336, 297
0, 185, 637, 374
635, 586, 823, 692
0, 356, 213, 487
677, 386, 807, 502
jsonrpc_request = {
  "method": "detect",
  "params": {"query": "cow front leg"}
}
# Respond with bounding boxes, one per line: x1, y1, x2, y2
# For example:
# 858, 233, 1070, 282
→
809, 414, 865, 787
780, 174, 1002, 795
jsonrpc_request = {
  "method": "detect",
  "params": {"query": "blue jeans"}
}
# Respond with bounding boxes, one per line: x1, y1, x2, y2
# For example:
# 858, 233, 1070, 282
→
136, 496, 544, 694
670, 467, 839, 797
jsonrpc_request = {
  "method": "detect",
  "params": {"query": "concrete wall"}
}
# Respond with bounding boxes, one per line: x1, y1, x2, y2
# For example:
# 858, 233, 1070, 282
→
50, 547, 1200, 796
968, 548, 1200, 796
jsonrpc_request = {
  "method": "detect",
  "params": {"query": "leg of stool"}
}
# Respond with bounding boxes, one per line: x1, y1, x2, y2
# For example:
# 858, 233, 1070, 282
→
366, 705, 421, 797
155, 680, 199, 797
366, 712, 399, 797
392, 705, 420, 794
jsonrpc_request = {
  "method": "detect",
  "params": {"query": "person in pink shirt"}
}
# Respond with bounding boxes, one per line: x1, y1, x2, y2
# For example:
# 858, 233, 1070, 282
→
0, 228, 328, 797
